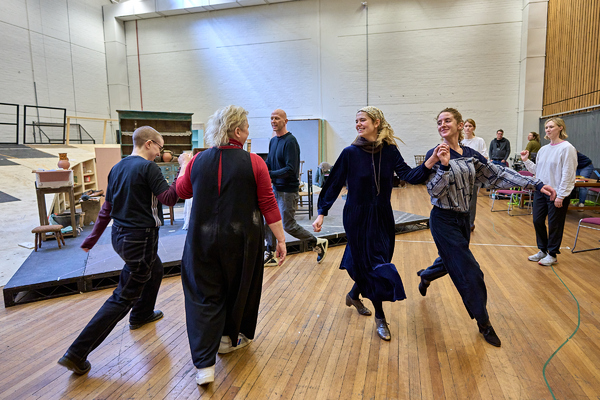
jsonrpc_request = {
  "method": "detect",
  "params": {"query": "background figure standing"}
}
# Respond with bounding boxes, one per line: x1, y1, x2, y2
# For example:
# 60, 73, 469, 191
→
313, 106, 438, 341
264, 108, 327, 266
525, 131, 541, 161
489, 129, 511, 166
418, 108, 555, 347
176, 106, 286, 386
461, 118, 487, 231
58, 126, 182, 375
575, 151, 595, 209
521, 117, 578, 266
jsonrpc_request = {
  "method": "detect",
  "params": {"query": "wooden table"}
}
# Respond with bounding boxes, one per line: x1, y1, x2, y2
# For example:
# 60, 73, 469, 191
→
569, 180, 600, 211
35, 184, 78, 239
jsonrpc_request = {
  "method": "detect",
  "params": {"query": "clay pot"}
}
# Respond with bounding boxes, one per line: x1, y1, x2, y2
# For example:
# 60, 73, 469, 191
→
162, 151, 173, 162
57, 153, 70, 169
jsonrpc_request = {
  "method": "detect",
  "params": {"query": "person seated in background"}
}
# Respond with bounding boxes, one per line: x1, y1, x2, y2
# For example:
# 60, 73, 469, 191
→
575, 151, 595, 210
315, 161, 332, 187
525, 131, 541, 162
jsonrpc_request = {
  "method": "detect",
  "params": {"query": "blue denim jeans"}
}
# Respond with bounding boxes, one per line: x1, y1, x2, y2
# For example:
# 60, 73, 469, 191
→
576, 163, 595, 203
66, 226, 163, 363
265, 188, 316, 251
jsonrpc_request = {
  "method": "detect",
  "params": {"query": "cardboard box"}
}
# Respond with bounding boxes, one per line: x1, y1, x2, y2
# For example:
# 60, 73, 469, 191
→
34, 170, 73, 188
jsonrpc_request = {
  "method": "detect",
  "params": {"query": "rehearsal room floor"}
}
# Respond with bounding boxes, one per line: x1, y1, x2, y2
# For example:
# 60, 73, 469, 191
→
1, 179, 600, 399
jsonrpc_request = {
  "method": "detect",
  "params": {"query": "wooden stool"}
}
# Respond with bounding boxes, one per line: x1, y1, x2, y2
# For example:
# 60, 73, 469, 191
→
32, 225, 65, 252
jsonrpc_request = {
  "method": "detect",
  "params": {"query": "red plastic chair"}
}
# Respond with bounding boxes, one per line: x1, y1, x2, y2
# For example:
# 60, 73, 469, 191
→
572, 218, 600, 253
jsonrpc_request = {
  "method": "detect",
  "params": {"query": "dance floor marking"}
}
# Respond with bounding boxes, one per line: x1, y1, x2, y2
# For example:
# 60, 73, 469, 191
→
395, 239, 570, 250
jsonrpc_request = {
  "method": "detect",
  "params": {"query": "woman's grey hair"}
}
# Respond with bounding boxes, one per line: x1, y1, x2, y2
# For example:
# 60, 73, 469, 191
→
205, 105, 249, 147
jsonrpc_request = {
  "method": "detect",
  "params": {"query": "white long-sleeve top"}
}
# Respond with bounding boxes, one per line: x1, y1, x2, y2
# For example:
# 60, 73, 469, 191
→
461, 136, 488, 158
523, 141, 577, 200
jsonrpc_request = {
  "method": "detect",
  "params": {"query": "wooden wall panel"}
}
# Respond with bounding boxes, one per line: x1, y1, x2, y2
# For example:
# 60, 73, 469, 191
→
543, 0, 600, 116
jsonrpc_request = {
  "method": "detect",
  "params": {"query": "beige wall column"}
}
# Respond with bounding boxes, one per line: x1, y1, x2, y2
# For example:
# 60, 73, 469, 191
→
517, 0, 548, 149
103, 6, 130, 120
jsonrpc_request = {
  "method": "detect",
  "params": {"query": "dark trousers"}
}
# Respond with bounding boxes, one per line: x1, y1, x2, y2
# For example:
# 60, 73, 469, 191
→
419, 207, 489, 325
532, 190, 572, 257
66, 226, 163, 363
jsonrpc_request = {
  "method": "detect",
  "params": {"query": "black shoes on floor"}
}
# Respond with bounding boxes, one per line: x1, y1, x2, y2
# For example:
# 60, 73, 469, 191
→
416, 269, 430, 297
478, 321, 502, 347
130, 310, 164, 330
58, 353, 91, 375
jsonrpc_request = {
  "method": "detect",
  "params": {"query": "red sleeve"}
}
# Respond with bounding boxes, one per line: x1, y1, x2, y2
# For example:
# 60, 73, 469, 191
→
175, 154, 197, 199
157, 179, 179, 206
81, 200, 112, 250
251, 153, 281, 224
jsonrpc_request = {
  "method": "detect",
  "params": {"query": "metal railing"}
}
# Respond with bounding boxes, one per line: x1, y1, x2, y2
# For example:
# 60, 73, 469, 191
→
23, 105, 67, 144
68, 123, 96, 144
0, 102, 19, 144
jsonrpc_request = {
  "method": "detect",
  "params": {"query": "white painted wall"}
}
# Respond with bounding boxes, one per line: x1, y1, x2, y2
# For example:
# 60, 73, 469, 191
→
0, 0, 111, 143
121, 0, 526, 166
2, 0, 533, 161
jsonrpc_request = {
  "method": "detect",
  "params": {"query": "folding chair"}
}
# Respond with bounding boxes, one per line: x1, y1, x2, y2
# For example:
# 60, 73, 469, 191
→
414, 155, 426, 166
571, 218, 600, 253
490, 171, 533, 216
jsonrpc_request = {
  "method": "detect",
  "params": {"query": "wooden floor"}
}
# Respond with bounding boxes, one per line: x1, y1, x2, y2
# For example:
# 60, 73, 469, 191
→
2, 185, 600, 399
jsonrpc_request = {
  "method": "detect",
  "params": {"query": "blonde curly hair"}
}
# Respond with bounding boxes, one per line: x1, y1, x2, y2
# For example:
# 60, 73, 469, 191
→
356, 106, 404, 146
205, 105, 249, 147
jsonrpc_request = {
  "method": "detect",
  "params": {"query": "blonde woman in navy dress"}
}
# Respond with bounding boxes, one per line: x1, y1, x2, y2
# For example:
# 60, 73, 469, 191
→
417, 108, 556, 347
312, 106, 441, 341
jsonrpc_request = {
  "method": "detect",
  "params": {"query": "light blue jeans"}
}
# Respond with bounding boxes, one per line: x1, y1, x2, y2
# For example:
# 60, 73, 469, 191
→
265, 188, 316, 252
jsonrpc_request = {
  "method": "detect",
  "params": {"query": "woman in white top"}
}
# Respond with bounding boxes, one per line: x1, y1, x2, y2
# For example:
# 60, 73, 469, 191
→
520, 117, 577, 266
461, 118, 487, 231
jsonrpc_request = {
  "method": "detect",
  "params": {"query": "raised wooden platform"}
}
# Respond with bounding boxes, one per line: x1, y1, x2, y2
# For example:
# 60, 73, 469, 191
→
3, 198, 428, 307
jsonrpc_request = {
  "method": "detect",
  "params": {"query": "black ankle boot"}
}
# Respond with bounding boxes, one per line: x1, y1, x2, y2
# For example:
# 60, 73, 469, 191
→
477, 321, 501, 347
417, 269, 430, 297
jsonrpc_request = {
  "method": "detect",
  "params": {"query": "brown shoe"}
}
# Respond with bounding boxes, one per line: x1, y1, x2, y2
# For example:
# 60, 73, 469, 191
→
375, 317, 391, 341
470, 225, 475, 232
345, 294, 372, 316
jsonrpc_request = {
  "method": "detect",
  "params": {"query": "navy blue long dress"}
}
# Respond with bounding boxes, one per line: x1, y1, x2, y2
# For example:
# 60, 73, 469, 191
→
317, 143, 431, 302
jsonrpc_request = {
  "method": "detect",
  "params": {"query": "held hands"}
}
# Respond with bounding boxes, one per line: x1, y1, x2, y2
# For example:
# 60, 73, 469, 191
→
520, 150, 529, 162
436, 143, 450, 166
312, 214, 324, 233
179, 153, 191, 166
540, 185, 557, 201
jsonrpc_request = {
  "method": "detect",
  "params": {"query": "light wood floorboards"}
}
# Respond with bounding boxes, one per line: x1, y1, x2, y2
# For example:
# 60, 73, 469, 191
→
1, 185, 600, 399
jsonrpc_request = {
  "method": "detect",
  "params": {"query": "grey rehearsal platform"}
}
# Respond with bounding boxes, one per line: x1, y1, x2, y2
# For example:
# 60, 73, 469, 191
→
3, 197, 429, 307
